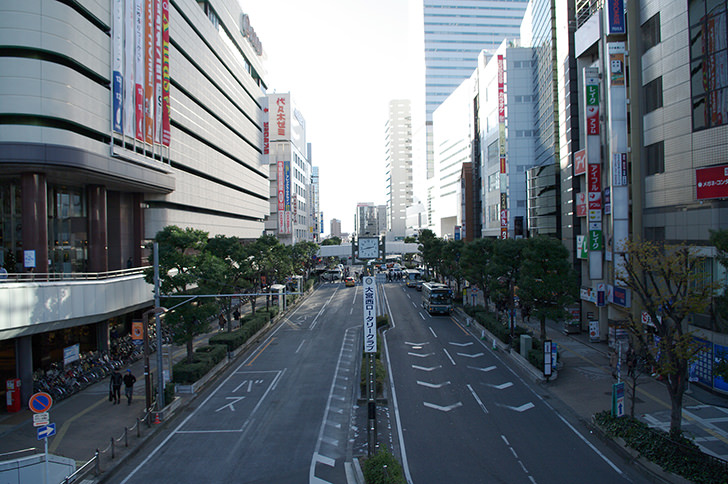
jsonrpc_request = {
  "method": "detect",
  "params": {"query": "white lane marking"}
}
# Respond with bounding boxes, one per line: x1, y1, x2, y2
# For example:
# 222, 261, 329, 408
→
490, 382, 514, 390
504, 402, 535, 413
419, 312, 426, 320
214, 396, 246, 412
501, 434, 536, 483
296, 339, 306, 354
468, 365, 496, 372
457, 352, 485, 358
417, 381, 451, 389
408, 352, 435, 358
310, 287, 339, 331
314, 452, 336, 467
442, 348, 456, 366
405, 342, 430, 346
450, 342, 474, 347
452, 312, 624, 475
467, 384, 489, 414
381, 284, 414, 484
423, 401, 463, 412
412, 365, 442, 372
429, 326, 437, 337
309, 326, 358, 484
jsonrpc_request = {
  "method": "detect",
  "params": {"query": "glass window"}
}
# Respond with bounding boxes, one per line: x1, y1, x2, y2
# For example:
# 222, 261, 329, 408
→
644, 77, 663, 113
48, 186, 88, 273
642, 13, 661, 53
645, 141, 665, 175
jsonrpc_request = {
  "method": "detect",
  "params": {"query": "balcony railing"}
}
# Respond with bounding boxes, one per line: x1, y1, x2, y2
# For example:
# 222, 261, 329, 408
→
0, 267, 146, 283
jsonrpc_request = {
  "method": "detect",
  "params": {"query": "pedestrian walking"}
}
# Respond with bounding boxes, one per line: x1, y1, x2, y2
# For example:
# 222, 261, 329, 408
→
218, 314, 227, 332
123, 369, 136, 405
110, 368, 122, 404
609, 350, 618, 379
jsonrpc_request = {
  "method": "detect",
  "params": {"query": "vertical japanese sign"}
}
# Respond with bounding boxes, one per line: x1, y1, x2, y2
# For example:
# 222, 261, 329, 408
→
154, 0, 163, 143
112, 0, 123, 134
161, 0, 171, 146
124, 0, 135, 136
606, 0, 626, 35
134, 0, 144, 141
363, 276, 377, 353
574, 149, 587, 176
498, 55, 508, 239
144, 0, 155, 144
277, 160, 285, 232
586, 84, 599, 135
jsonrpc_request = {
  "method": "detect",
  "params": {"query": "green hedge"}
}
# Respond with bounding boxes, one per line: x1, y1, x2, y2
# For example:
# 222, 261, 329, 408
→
208, 309, 276, 352
594, 411, 728, 483
194, 344, 227, 365
362, 446, 406, 484
172, 356, 215, 384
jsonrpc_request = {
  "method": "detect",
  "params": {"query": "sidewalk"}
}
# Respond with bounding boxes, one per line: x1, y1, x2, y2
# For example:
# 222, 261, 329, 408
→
0, 309, 254, 482
483, 312, 728, 462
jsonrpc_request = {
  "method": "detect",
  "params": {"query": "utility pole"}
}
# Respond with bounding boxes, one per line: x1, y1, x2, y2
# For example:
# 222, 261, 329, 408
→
154, 242, 165, 410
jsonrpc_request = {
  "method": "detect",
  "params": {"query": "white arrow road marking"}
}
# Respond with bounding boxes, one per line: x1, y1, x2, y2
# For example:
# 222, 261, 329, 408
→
412, 365, 442, 372
467, 384, 488, 414
215, 396, 246, 412
504, 402, 535, 412
449, 342, 474, 347
423, 401, 463, 412
417, 381, 451, 388
405, 342, 430, 346
468, 365, 497, 372
457, 352, 485, 358
408, 352, 435, 358
489, 382, 514, 390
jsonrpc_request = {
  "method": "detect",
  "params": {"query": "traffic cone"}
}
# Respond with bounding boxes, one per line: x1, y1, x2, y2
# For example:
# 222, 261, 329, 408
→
153, 413, 161, 425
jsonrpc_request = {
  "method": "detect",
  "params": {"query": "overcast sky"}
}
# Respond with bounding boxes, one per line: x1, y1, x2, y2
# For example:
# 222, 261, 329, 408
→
241, 0, 423, 235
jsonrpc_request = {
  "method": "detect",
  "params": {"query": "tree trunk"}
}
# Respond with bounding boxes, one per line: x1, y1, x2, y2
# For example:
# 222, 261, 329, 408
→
666, 368, 687, 435
186, 338, 194, 363
540, 314, 547, 340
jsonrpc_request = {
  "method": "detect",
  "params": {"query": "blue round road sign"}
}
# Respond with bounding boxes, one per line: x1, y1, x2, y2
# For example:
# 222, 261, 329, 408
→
29, 392, 53, 413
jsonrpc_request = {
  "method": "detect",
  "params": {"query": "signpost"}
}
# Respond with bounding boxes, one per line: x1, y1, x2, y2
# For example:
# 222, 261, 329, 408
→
612, 382, 625, 417
29, 392, 54, 484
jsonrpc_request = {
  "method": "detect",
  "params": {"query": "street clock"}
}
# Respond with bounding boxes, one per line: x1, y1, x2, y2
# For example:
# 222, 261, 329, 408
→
358, 237, 379, 259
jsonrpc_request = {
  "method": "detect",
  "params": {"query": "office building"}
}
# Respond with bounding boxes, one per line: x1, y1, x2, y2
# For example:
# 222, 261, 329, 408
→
265, 92, 314, 244
0, 0, 269, 402
385, 100, 414, 240
330, 219, 342, 238
422, 0, 529, 225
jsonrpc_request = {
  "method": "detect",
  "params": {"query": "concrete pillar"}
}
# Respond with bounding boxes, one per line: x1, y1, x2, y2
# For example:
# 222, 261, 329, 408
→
21, 173, 48, 274
98, 320, 110, 353
16, 336, 33, 406
88, 185, 108, 273
133, 193, 144, 266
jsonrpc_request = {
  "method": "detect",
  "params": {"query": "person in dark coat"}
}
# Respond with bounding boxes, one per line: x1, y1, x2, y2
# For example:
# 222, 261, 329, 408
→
110, 368, 122, 404
123, 369, 136, 405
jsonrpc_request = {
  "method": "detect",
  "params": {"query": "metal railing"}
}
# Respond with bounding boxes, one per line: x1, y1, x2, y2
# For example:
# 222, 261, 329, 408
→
0, 267, 145, 283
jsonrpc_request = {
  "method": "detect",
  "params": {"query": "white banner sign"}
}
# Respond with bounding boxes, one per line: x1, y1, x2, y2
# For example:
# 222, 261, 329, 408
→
363, 276, 377, 353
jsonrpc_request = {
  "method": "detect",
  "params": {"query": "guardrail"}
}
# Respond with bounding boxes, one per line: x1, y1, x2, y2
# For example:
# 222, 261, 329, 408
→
0, 268, 145, 283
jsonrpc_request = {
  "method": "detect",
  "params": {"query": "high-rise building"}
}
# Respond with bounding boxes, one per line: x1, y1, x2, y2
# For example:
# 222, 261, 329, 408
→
310, 164, 321, 242
0, 0, 269, 402
330, 219, 342, 238
355, 203, 386, 238
422, 0, 530, 217
265, 92, 314, 245
385, 100, 414, 240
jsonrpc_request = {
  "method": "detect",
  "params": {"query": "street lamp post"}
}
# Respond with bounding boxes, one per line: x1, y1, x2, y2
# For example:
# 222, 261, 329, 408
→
154, 242, 165, 410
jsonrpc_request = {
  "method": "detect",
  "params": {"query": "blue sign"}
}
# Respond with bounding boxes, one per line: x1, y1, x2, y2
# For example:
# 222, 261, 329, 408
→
607, 0, 625, 34
37, 423, 56, 440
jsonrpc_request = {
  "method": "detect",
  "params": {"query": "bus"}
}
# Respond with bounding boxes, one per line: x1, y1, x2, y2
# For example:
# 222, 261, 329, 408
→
403, 269, 421, 288
421, 282, 454, 315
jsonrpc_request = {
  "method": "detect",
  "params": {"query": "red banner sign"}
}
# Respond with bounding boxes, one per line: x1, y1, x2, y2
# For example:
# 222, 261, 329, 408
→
696, 164, 728, 200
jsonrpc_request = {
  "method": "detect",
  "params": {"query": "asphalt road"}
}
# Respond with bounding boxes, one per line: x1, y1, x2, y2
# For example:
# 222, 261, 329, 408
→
381, 283, 652, 484
110, 283, 362, 484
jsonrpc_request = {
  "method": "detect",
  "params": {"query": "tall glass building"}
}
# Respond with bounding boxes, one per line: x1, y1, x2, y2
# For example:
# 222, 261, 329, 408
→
422, 0, 529, 225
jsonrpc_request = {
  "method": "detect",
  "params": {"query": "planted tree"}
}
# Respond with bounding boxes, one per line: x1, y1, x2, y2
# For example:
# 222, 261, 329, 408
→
517, 236, 577, 340
417, 229, 443, 280
145, 226, 218, 363
440, 240, 465, 300
617, 239, 719, 435
461, 238, 496, 307
488, 238, 526, 329
204, 235, 249, 332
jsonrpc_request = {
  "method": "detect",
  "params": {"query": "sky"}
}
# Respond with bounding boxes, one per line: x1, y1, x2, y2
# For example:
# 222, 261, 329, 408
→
241, 1, 424, 236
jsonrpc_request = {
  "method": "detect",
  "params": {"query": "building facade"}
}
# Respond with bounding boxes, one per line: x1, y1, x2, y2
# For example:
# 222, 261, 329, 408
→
0, 0, 269, 402
264, 92, 314, 245
384, 99, 414, 240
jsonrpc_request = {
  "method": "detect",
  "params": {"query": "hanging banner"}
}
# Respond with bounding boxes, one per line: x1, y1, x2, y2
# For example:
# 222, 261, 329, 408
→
124, 0, 135, 137
154, 0, 163, 143
134, 0, 145, 141
112, 0, 123, 134
144, 0, 155, 144
574, 149, 587, 176
696, 164, 728, 200
161, 0, 171, 146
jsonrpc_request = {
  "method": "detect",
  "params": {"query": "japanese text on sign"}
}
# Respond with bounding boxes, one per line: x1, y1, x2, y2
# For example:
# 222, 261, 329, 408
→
363, 277, 377, 353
